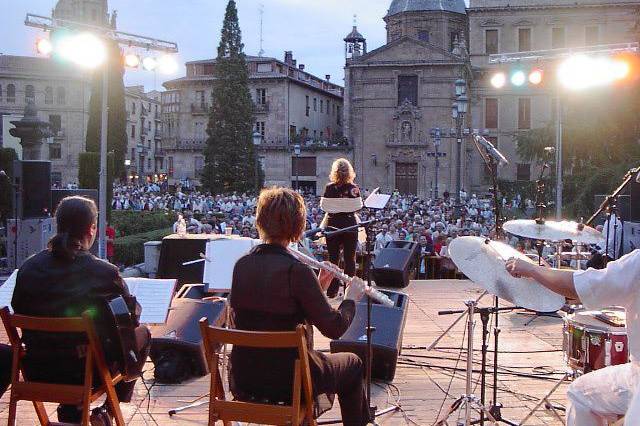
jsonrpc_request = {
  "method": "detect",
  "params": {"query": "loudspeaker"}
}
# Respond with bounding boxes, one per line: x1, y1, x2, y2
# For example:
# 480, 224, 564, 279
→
6, 217, 56, 269
13, 160, 51, 219
330, 290, 408, 381
150, 297, 227, 383
372, 240, 420, 288
623, 222, 640, 255
629, 181, 640, 222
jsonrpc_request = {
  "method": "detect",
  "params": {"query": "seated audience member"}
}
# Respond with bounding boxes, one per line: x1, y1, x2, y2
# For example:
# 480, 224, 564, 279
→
229, 187, 369, 425
11, 196, 151, 425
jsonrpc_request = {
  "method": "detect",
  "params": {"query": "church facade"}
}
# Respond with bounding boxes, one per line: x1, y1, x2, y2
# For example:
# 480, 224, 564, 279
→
344, 0, 476, 198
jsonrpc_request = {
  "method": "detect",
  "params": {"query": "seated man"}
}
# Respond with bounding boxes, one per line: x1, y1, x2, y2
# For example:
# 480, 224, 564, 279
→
11, 196, 151, 424
230, 187, 369, 425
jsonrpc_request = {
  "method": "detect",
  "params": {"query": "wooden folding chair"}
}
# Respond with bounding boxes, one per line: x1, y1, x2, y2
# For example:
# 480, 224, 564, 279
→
199, 319, 316, 426
0, 307, 126, 426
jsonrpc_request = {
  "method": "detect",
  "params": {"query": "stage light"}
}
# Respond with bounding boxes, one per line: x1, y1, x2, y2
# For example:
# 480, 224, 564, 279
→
529, 69, 543, 85
124, 53, 141, 68
510, 70, 526, 87
490, 72, 506, 89
36, 38, 53, 56
57, 32, 106, 69
559, 54, 631, 90
158, 54, 178, 74
142, 56, 157, 71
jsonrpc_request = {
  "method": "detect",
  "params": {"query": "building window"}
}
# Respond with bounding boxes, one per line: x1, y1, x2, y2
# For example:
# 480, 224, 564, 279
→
56, 87, 66, 105
256, 121, 265, 137
337, 106, 342, 125
49, 143, 62, 160
517, 163, 531, 181
305, 96, 310, 117
320, 100, 324, 113
7, 84, 16, 103
485, 98, 498, 129
195, 90, 206, 108
398, 75, 418, 106
256, 88, 267, 105
0, 84, 2, 101
45, 86, 53, 104
131, 125, 136, 139
25, 85, 35, 103
327, 101, 330, 115
585, 26, 599, 46
289, 125, 297, 141
418, 30, 429, 42
292, 156, 317, 176
313, 98, 317, 112
256, 62, 272, 73
148, 158, 152, 170
132, 102, 136, 114
485, 29, 499, 54
518, 98, 531, 129
518, 28, 531, 52
51, 172, 62, 186
49, 114, 62, 134
552, 27, 565, 49
168, 156, 174, 176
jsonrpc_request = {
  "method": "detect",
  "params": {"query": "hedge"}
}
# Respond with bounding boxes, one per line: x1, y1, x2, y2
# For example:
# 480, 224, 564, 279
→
113, 227, 172, 267
111, 210, 174, 237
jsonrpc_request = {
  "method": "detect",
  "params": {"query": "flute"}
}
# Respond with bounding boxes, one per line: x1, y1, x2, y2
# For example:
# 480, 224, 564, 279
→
289, 248, 395, 307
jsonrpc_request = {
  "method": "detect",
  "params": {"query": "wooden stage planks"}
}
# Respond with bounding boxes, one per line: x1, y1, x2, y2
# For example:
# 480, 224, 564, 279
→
0, 280, 570, 425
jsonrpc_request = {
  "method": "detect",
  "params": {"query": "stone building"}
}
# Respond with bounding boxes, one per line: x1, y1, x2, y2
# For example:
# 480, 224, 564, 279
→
0, 54, 91, 186
124, 86, 163, 183
344, 0, 473, 198
161, 53, 347, 193
468, 0, 640, 183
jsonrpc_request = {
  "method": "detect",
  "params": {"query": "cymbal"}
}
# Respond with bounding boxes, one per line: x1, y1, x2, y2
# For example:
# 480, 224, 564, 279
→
449, 236, 565, 312
503, 219, 604, 245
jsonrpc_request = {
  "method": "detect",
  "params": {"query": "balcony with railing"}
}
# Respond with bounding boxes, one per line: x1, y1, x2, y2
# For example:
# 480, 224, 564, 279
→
166, 139, 207, 151
253, 102, 270, 114
190, 103, 210, 115
257, 137, 352, 152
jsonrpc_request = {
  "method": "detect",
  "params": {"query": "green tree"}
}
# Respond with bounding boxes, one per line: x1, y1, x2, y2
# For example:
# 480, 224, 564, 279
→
514, 83, 640, 218
84, 40, 128, 179
202, 0, 258, 193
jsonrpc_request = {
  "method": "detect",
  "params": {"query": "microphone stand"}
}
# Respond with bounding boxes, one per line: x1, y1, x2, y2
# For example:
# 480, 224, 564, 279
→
470, 138, 518, 425
323, 219, 400, 423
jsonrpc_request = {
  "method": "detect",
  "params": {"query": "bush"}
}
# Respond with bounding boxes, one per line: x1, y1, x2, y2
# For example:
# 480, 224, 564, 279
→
111, 210, 175, 237
0, 148, 17, 222
114, 227, 172, 267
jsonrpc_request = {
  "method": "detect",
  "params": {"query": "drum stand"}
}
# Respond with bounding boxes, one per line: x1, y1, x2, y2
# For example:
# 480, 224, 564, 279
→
520, 369, 576, 425
436, 300, 497, 426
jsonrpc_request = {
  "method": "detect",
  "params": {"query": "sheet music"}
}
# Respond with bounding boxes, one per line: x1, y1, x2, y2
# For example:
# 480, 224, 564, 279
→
124, 278, 176, 324
203, 238, 259, 291
0, 270, 18, 313
364, 188, 391, 210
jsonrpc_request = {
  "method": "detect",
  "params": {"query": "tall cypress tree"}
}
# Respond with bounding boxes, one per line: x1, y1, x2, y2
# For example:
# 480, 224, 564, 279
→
84, 40, 128, 179
202, 0, 257, 193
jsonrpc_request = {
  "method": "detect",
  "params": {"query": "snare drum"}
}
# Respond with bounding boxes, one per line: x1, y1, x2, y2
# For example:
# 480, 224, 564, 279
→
563, 308, 629, 374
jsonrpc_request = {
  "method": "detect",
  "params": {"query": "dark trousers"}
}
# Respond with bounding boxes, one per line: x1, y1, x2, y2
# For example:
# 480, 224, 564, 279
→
0, 343, 11, 397
326, 231, 358, 296
315, 352, 368, 426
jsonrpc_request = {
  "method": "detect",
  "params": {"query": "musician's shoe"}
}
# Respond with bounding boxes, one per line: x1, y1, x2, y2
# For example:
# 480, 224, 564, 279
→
90, 405, 113, 426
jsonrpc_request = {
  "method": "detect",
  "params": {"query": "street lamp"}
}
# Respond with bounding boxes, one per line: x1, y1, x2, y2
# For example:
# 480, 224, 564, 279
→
430, 128, 442, 199
136, 144, 145, 185
452, 79, 468, 212
293, 144, 301, 191
252, 131, 263, 193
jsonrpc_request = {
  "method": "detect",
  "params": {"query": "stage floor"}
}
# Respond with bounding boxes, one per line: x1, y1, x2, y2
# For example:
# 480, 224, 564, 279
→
0, 280, 568, 425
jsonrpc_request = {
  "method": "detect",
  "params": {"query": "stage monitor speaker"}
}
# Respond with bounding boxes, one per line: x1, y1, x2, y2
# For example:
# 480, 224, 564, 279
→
13, 160, 51, 219
157, 237, 208, 287
150, 297, 227, 383
330, 290, 408, 381
372, 240, 420, 288
6, 217, 56, 269
629, 180, 640, 222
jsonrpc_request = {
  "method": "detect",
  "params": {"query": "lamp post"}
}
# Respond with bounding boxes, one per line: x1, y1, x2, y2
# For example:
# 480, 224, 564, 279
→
430, 128, 442, 199
25, 12, 178, 259
452, 78, 468, 212
293, 144, 301, 191
252, 131, 263, 193
136, 144, 145, 186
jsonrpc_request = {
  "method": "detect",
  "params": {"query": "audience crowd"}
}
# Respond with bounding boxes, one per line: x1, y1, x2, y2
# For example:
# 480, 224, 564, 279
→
111, 183, 520, 276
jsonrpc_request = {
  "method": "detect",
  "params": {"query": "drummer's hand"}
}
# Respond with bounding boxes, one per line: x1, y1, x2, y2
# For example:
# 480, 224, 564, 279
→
505, 258, 537, 279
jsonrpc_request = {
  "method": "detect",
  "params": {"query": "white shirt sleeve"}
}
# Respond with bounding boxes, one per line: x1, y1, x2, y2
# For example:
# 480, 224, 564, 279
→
573, 250, 640, 310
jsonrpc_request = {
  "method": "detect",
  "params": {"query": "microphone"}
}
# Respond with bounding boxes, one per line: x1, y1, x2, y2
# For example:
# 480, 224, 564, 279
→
473, 134, 509, 166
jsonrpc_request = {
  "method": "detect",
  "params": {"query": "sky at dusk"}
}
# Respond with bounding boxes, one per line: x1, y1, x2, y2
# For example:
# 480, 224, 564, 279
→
0, 0, 410, 91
